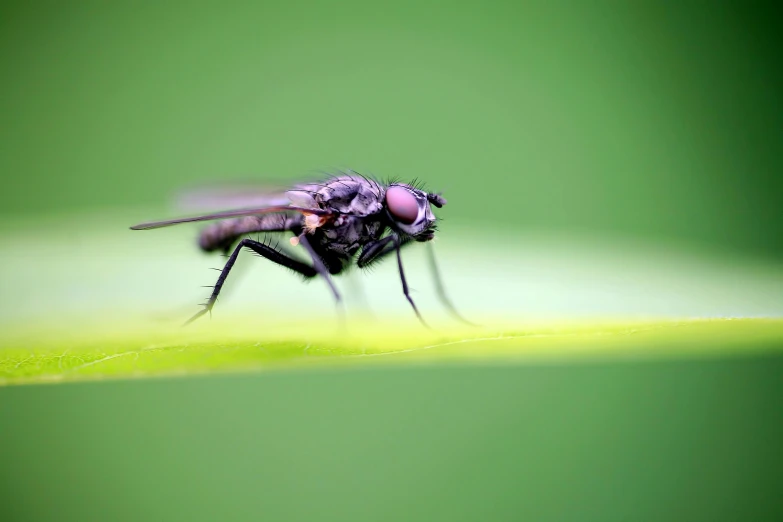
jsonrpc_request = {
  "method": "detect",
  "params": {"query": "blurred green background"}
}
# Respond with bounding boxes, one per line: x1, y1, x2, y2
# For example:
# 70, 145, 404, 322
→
1, 1, 782, 258
1, 1, 782, 520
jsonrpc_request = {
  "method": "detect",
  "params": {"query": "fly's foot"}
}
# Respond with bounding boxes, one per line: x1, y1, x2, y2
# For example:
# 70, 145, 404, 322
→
183, 299, 215, 326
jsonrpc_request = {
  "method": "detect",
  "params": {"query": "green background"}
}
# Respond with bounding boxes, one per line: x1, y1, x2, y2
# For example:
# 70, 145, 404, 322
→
2, 1, 782, 258
3, 355, 783, 521
1, 1, 782, 520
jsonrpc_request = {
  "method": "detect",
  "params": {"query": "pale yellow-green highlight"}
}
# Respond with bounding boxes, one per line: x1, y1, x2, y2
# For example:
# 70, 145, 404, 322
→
2, 318, 782, 386
2, 215, 782, 386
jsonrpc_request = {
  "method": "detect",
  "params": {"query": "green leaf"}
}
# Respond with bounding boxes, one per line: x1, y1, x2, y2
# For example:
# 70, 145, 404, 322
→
3, 318, 782, 385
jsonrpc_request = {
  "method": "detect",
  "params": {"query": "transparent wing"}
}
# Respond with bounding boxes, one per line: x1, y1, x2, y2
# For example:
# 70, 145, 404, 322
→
174, 181, 293, 213
130, 205, 333, 230
134, 174, 350, 230
172, 176, 338, 212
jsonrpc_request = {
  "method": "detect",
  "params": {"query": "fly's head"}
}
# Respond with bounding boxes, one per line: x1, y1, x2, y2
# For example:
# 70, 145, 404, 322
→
384, 184, 447, 241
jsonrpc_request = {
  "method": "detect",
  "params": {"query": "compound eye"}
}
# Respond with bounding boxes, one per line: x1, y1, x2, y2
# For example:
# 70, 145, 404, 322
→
385, 186, 419, 224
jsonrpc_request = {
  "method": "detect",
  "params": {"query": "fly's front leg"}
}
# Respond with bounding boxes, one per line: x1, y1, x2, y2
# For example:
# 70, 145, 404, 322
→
357, 236, 411, 268
186, 238, 317, 325
393, 235, 429, 328
425, 243, 478, 326
358, 235, 426, 326
358, 237, 473, 327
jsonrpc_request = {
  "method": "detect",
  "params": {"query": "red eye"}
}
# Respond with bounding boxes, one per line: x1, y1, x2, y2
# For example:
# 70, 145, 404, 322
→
385, 186, 419, 224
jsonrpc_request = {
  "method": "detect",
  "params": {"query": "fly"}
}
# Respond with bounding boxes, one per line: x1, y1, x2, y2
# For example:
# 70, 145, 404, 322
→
130, 170, 472, 327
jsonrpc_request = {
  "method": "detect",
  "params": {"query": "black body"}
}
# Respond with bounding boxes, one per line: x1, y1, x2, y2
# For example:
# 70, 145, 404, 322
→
130, 171, 468, 327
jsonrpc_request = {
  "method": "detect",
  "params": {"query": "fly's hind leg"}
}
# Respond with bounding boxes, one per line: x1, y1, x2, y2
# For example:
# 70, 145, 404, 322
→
186, 238, 317, 325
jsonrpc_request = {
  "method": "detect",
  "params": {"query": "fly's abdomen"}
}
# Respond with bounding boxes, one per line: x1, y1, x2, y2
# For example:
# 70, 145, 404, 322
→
198, 214, 300, 252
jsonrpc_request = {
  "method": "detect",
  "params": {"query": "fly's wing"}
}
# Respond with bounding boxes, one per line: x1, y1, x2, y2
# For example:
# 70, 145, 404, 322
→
129, 170, 379, 231
173, 176, 344, 213
131, 176, 335, 230
174, 181, 293, 212
130, 205, 333, 230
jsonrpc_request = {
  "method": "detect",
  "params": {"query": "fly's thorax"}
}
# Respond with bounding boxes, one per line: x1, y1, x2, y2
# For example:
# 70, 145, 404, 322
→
321, 213, 383, 243
286, 175, 385, 236
290, 175, 384, 216
320, 177, 384, 216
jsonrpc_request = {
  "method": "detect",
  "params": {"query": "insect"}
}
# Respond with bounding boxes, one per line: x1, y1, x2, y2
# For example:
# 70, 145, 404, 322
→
130, 171, 471, 327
